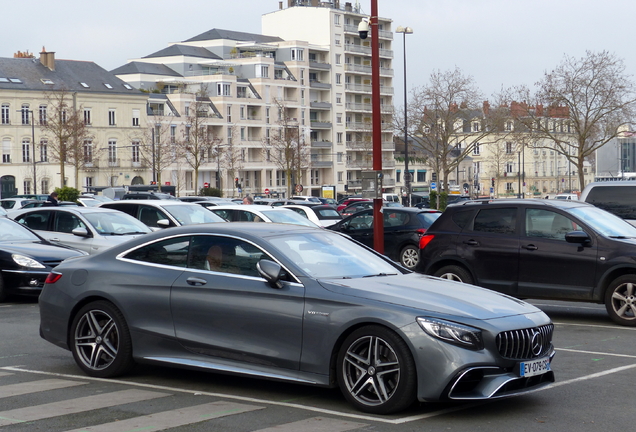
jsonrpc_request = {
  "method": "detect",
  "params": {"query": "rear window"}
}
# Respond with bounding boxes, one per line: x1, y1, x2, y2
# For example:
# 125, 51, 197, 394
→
316, 208, 341, 219
416, 212, 441, 228
585, 186, 636, 220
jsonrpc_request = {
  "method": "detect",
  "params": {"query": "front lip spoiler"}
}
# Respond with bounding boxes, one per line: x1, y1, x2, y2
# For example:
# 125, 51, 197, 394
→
447, 351, 556, 400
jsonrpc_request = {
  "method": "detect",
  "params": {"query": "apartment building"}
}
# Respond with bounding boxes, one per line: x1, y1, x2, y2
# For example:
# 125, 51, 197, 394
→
0, 50, 149, 198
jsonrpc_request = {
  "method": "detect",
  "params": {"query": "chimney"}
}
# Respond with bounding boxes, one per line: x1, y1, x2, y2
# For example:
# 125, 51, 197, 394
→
279, 1, 283, 9
483, 100, 490, 115
39, 47, 55, 71
345, 2, 352, 11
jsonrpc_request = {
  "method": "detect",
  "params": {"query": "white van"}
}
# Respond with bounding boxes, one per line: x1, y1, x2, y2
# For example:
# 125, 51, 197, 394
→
554, 193, 579, 200
580, 181, 636, 225
382, 193, 400, 203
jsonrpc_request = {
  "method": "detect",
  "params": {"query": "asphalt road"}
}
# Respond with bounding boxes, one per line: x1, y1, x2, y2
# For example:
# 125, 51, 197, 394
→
1, 297, 634, 431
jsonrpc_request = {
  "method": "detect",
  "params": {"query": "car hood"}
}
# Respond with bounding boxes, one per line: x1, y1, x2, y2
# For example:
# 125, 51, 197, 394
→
317, 272, 539, 320
0, 241, 84, 260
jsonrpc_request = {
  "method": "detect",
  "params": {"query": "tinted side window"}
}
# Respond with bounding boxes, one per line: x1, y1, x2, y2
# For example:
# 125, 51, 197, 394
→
54, 212, 87, 233
451, 210, 474, 229
525, 209, 582, 241
16, 211, 51, 231
125, 237, 191, 267
345, 212, 373, 230
585, 186, 636, 219
139, 206, 169, 228
384, 210, 409, 227
472, 208, 516, 234
188, 235, 274, 278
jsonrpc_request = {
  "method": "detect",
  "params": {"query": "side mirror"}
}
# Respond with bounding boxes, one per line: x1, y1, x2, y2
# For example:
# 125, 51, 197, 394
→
257, 259, 284, 289
358, 18, 370, 39
156, 219, 171, 228
71, 227, 90, 237
565, 231, 591, 245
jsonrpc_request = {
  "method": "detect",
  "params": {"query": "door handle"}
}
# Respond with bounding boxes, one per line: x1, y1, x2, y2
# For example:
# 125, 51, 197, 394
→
522, 244, 538, 251
463, 240, 479, 246
186, 277, 207, 286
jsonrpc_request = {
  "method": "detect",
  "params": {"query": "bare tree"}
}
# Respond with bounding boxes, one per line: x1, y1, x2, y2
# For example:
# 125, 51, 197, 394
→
486, 140, 520, 197
506, 51, 636, 190
407, 68, 505, 194
261, 100, 310, 197
224, 125, 243, 197
40, 90, 93, 187
176, 91, 223, 193
136, 117, 181, 191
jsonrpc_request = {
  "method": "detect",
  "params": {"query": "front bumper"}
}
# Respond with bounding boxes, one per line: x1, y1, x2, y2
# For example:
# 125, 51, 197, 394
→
2, 269, 50, 296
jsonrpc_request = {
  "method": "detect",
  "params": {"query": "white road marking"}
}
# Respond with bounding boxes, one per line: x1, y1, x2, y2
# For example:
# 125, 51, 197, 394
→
0, 378, 87, 399
537, 363, 636, 391
0, 389, 169, 427
556, 348, 636, 359
63, 401, 264, 432
553, 322, 636, 331
0, 372, 12, 378
252, 416, 367, 432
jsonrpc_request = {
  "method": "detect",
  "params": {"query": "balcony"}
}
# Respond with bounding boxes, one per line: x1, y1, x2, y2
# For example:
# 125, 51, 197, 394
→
347, 179, 362, 189
309, 80, 331, 89
345, 83, 394, 95
311, 140, 333, 148
309, 61, 331, 70
310, 101, 332, 109
346, 122, 372, 131
310, 121, 332, 129
343, 26, 393, 40
108, 159, 120, 168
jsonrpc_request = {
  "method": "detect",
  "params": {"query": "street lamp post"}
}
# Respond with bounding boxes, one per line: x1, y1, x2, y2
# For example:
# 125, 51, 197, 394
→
396, 26, 413, 206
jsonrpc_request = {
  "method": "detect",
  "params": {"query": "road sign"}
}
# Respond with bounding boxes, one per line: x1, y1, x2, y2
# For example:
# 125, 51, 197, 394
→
203, 182, 210, 188
264, 188, 270, 195
238, 187, 242, 194
295, 184, 303, 193
430, 182, 437, 191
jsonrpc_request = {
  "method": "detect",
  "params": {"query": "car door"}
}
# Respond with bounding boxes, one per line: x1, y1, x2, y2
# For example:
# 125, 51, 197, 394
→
138, 204, 174, 228
382, 209, 413, 261
13, 210, 52, 234
456, 207, 520, 294
336, 210, 374, 249
47, 211, 95, 253
517, 207, 598, 299
171, 235, 304, 370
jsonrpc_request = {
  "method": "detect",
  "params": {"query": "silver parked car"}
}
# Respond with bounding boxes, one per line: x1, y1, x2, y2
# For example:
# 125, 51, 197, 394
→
39, 223, 555, 415
9, 207, 152, 254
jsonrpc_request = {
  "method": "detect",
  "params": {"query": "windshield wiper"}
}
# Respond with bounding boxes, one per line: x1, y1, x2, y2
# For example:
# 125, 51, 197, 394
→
362, 273, 398, 278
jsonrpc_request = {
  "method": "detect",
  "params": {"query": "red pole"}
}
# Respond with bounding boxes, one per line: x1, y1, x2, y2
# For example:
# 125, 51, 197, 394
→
371, 0, 384, 254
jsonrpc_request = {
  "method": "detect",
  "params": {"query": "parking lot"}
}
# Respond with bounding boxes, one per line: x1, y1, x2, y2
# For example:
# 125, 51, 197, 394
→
1, 298, 634, 431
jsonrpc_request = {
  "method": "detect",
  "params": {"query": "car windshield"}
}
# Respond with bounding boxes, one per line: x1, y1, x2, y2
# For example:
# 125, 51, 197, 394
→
566, 206, 636, 238
164, 205, 225, 225
268, 231, 400, 278
83, 212, 152, 235
0, 218, 41, 241
260, 210, 319, 227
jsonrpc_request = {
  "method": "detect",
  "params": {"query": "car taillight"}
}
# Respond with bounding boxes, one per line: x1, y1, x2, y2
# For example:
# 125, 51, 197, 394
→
45, 272, 62, 284
419, 234, 435, 249
416, 228, 427, 237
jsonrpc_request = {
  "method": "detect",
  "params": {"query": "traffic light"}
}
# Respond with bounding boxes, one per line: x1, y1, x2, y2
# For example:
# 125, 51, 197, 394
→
491, 178, 495, 187
235, 177, 239, 187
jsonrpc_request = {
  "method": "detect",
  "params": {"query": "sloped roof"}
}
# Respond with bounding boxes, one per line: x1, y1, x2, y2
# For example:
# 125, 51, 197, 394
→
0, 56, 141, 95
111, 61, 182, 77
143, 44, 222, 60
184, 28, 283, 44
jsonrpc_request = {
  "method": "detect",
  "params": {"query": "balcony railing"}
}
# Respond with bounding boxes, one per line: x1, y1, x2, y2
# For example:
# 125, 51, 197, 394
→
345, 83, 394, 94
309, 61, 331, 70
311, 140, 333, 148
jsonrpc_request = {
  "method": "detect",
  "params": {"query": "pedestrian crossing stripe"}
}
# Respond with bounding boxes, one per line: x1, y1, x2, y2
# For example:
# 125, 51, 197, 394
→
252, 416, 367, 432
0, 378, 87, 399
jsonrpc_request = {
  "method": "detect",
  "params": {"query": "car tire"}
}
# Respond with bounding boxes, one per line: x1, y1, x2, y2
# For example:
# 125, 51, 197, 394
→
70, 301, 134, 378
337, 325, 417, 415
399, 245, 419, 270
605, 275, 636, 326
433, 265, 473, 284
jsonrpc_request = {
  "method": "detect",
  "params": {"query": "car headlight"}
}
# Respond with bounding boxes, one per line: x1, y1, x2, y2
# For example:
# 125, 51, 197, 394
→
12, 254, 46, 269
417, 317, 484, 350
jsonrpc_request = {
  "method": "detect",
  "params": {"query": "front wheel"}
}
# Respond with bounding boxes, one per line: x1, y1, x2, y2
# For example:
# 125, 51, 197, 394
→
605, 276, 636, 326
70, 301, 134, 377
433, 265, 474, 284
399, 245, 419, 270
337, 325, 416, 415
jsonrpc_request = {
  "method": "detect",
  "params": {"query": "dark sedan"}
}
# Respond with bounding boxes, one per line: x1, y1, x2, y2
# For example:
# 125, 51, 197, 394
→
39, 223, 554, 414
0, 217, 86, 301
328, 207, 441, 270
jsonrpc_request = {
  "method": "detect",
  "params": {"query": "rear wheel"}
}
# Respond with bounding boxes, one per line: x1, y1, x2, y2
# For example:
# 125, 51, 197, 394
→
70, 301, 134, 377
433, 265, 473, 284
399, 245, 419, 270
605, 275, 636, 326
337, 325, 416, 414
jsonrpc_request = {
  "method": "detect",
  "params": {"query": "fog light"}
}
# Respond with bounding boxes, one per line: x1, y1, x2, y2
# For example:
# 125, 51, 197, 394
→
29, 279, 39, 286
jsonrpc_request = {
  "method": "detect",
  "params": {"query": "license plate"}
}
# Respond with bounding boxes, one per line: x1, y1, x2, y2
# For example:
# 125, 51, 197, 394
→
519, 356, 551, 377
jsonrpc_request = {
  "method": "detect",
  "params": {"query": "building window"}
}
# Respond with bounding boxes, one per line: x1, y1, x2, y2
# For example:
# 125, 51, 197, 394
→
227, 105, 232, 123
336, 93, 342, 104
338, 171, 343, 182
39, 105, 47, 125
132, 140, 140, 163
335, 35, 341, 46
41, 178, 49, 194
40, 139, 48, 162
300, 69, 305, 85
22, 139, 30, 162
505, 162, 514, 173
217, 83, 231, 96
260, 66, 269, 78
184, 125, 189, 143
472, 122, 479, 132
1, 104, 9, 124
334, 14, 340, 25
21, 105, 30, 125
337, 152, 343, 162
84, 109, 91, 125
2, 138, 10, 163
108, 109, 116, 126
132, 109, 140, 127
171, 125, 177, 144
23, 180, 32, 195
336, 114, 342, 124
84, 140, 93, 163
291, 49, 304, 61
506, 182, 514, 191
227, 127, 232, 145
505, 142, 514, 154
473, 161, 481, 174
473, 143, 480, 155
240, 106, 246, 119
265, 107, 270, 124
336, 74, 342, 84
335, 54, 341, 65
337, 133, 343, 144
108, 140, 117, 165
84, 177, 93, 189
241, 127, 246, 141
237, 87, 247, 98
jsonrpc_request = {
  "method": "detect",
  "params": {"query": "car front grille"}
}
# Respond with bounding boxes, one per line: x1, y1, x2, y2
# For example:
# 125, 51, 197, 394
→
496, 324, 554, 360
42, 260, 63, 268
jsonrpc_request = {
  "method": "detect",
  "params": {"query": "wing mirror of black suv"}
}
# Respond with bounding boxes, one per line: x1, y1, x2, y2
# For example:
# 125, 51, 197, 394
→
565, 231, 591, 245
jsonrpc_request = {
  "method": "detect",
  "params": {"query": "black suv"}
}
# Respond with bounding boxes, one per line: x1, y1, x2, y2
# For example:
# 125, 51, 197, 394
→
419, 198, 636, 326
329, 207, 441, 270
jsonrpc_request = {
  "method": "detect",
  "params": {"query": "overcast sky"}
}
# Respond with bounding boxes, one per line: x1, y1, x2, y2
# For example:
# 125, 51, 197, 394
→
4, 0, 635, 103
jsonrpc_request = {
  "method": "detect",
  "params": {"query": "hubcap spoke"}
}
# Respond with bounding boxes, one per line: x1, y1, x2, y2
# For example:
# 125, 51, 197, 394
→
75, 309, 119, 371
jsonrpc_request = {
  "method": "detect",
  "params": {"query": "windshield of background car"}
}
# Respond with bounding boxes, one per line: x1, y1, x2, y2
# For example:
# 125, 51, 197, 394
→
0, 218, 41, 241
316, 208, 341, 219
164, 205, 225, 225
268, 231, 400, 278
83, 212, 152, 235
260, 210, 318, 226
566, 206, 636, 238
584, 186, 636, 219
